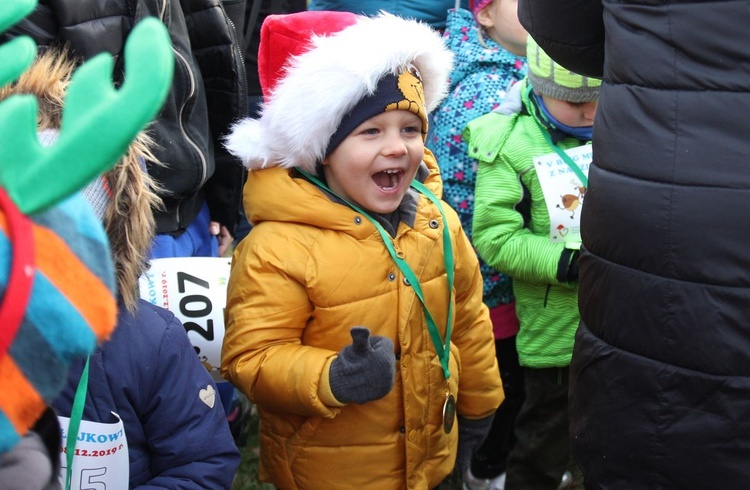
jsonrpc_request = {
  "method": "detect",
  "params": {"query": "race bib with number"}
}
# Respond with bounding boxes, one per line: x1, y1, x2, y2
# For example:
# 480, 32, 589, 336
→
139, 257, 231, 377
58, 413, 128, 489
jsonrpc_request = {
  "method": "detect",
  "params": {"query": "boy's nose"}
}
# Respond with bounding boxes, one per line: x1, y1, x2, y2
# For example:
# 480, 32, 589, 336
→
582, 101, 598, 122
382, 131, 408, 156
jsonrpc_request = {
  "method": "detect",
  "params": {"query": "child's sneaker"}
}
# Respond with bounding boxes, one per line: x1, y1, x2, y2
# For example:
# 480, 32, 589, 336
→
463, 467, 506, 490
558, 470, 573, 489
462, 467, 489, 490
488, 472, 506, 490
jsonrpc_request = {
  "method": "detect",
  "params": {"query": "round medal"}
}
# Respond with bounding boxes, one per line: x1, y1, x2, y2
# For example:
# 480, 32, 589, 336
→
442, 393, 456, 434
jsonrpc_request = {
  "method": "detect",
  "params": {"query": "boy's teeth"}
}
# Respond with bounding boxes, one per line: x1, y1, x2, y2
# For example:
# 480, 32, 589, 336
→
374, 170, 400, 189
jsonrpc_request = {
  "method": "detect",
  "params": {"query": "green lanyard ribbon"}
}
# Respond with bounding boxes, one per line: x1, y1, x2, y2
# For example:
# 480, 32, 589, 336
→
64, 356, 90, 490
527, 84, 590, 188
297, 169, 455, 380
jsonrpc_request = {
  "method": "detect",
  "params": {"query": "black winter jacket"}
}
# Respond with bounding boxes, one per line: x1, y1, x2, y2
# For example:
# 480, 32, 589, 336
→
520, 1, 750, 488
10, 0, 248, 234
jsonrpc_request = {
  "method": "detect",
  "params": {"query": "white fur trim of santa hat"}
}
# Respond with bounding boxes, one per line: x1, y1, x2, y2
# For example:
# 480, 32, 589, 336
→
224, 11, 454, 173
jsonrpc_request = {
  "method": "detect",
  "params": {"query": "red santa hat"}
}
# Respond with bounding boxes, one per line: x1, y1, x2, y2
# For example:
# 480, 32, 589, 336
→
224, 10, 453, 174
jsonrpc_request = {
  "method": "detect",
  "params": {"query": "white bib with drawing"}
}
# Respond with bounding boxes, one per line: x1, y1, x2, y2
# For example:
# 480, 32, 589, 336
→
533, 144, 592, 248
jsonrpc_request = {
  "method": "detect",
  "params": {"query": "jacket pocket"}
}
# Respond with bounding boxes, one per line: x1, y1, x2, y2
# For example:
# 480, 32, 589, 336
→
286, 416, 323, 465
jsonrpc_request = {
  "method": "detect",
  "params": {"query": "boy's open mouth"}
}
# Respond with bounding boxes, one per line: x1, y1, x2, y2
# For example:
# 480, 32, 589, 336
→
372, 169, 402, 191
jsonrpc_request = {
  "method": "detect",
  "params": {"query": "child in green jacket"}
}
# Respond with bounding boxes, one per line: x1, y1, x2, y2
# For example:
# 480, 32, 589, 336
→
465, 36, 600, 490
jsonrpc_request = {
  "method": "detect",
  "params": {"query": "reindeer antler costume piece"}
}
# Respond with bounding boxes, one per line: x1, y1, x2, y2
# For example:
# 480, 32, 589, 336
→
0, 0, 173, 454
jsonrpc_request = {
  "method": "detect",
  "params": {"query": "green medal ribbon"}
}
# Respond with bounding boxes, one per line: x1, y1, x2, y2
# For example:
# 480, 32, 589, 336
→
297, 169, 455, 380
64, 356, 90, 490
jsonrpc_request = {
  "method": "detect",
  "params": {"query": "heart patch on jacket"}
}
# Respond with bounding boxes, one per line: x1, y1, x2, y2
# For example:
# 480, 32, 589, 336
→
199, 385, 216, 408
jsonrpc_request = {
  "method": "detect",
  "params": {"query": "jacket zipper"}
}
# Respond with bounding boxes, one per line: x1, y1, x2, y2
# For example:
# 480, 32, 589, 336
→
219, 1, 248, 108
159, 0, 209, 209
172, 48, 208, 188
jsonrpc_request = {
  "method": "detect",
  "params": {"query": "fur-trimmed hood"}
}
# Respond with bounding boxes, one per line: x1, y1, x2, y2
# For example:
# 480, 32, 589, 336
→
224, 11, 454, 173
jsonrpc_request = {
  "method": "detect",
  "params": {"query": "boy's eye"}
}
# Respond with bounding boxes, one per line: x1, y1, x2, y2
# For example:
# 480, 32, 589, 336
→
361, 128, 379, 135
403, 126, 421, 134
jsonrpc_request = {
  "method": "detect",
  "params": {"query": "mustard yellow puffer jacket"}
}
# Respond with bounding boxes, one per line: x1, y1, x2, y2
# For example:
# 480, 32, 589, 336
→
222, 151, 502, 489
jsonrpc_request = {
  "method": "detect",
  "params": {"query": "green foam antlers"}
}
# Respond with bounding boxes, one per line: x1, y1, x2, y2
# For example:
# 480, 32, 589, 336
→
0, 0, 174, 214
0, 1, 36, 89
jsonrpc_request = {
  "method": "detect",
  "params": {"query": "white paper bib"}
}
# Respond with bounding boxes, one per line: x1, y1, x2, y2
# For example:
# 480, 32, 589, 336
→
533, 144, 592, 248
139, 257, 230, 381
57, 412, 129, 489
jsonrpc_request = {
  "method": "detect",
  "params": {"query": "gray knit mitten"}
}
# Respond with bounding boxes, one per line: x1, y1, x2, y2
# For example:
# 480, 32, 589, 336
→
329, 327, 396, 405
456, 415, 495, 476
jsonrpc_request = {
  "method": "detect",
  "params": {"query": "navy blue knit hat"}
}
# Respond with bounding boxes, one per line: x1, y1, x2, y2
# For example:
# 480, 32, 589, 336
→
326, 65, 429, 157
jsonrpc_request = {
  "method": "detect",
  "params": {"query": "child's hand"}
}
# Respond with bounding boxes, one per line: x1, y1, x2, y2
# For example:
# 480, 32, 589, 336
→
329, 327, 396, 405
210, 221, 234, 257
456, 415, 495, 477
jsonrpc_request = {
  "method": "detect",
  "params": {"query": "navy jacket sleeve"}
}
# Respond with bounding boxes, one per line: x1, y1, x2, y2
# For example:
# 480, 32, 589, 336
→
518, 0, 605, 78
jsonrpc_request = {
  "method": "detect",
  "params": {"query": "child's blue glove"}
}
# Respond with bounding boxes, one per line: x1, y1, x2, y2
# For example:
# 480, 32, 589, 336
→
456, 415, 495, 476
329, 327, 396, 405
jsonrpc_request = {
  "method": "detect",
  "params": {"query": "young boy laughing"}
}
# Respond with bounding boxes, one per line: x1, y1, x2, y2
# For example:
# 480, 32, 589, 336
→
221, 10, 503, 489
